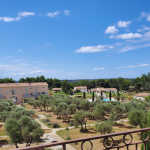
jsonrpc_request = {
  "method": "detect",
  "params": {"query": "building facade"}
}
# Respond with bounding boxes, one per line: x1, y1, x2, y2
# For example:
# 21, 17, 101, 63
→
0, 82, 48, 103
74, 86, 87, 93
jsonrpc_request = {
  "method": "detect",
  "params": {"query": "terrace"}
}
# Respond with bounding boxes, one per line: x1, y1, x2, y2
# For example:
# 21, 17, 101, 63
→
11, 127, 150, 150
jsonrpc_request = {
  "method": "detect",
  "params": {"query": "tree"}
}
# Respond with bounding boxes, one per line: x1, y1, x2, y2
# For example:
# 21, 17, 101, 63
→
53, 78, 61, 88
61, 80, 73, 94
101, 91, 103, 100
141, 112, 150, 150
39, 75, 46, 82
90, 80, 95, 88
73, 111, 91, 131
83, 92, 86, 99
79, 100, 90, 111
128, 109, 147, 128
5, 118, 23, 148
109, 91, 111, 100
95, 121, 113, 134
19, 116, 44, 147
110, 105, 125, 123
93, 104, 105, 119
92, 91, 94, 101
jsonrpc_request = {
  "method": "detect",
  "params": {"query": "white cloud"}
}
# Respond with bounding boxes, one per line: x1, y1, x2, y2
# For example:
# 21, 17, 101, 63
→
119, 43, 150, 52
18, 12, 35, 17
140, 12, 150, 21
137, 25, 150, 32
0, 12, 35, 22
117, 21, 131, 27
47, 11, 60, 17
18, 70, 44, 75
105, 26, 118, 33
64, 10, 70, 15
61, 70, 64, 71
139, 64, 149, 67
18, 50, 21, 52
114, 64, 149, 69
12, 59, 27, 62
116, 33, 142, 39
75, 45, 113, 53
93, 68, 105, 70
0, 17, 20, 22
144, 31, 150, 37
85, 69, 89, 70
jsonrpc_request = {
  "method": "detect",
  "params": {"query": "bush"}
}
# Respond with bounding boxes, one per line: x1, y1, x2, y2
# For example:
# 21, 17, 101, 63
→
65, 127, 69, 130
69, 121, 74, 126
95, 121, 113, 134
43, 118, 50, 122
46, 114, 52, 117
67, 135, 71, 140
52, 122, 60, 128
20, 103, 25, 107
47, 122, 52, 126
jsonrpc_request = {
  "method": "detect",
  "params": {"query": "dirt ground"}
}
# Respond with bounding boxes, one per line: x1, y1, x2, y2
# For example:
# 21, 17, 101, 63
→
57, 122, 143, 150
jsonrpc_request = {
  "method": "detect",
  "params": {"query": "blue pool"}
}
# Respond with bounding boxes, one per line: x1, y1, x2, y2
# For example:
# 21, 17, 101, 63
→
100, 99, 109, 101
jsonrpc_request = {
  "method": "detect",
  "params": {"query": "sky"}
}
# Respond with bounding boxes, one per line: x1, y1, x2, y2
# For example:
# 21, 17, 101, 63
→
0, 0, 150, 80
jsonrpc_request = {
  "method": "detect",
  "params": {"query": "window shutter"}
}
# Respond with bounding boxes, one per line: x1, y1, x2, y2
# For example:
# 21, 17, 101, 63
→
14, 90, 16, 95
0, 94, 1, 97
11, 90, 12, 95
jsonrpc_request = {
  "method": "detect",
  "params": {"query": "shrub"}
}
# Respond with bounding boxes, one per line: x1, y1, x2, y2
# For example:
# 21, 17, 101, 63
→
46, 114, 51, 117
69, 121, 74, 126
43, 118, 50, 122
95, 121, 113, 134
47, 122, 52, 126
65, 127, 69, 130
52, 122, 60, 128
97, 119, 100, 122
20, 103, 25, 107
67, 135, 71, 140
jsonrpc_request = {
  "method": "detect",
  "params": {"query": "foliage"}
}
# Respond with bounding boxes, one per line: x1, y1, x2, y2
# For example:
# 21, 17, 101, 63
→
66, 135, 71, 140
95, 121, 113, 134
52, 122, 60, 128
128, 109, 147, 128
61, 79, 73, 94
92, 91, 94, 101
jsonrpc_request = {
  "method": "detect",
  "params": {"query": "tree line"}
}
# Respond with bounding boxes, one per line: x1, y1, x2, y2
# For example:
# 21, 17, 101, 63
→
1, 72, 150, 92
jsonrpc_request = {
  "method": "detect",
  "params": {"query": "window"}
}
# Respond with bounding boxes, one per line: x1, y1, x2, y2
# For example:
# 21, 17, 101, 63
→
35, 87, 38, 90
35, 92, 38, 95
0, 94, 1, 97
43, 87, 44, 88
18, 90, 20, 94
42, 92, 45, 95
7, 91, 9, 94
25, 93, 28, 96
30, 88, 31, 89
11, 89, 16, 95
25, 87, 28, 90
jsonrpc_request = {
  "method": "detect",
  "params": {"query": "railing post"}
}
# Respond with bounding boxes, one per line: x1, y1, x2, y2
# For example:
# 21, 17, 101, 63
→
62, 144, 66, 150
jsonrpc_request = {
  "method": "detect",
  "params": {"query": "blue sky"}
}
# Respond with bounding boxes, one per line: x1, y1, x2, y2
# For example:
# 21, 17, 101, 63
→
0, 0, 150, 80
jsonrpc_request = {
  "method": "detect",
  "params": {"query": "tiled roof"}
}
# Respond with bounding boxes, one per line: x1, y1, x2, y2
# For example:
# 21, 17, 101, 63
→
74, 86, 87, 89
134, 93, 150, 97
91, 88, 98, 91
0, 82, 48, 88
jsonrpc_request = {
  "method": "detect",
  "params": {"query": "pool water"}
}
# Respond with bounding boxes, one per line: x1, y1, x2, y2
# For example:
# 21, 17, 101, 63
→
99, 99, 109, 101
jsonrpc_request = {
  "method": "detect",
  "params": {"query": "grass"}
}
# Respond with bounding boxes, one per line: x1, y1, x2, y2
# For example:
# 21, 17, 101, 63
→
48, 90, 70, 96
57, 122, 142, 150
0, 124, 7, 136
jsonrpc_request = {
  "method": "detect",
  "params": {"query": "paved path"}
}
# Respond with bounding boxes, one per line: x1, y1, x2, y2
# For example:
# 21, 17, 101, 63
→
35, 114, 76, 150
35, 115, 50, 130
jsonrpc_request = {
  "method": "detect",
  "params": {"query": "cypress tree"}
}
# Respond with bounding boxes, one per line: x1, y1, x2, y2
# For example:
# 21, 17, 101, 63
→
83, 92, 86, 99
109, 91, 111, 100
117, 91, 120, 96
92, 91, 94, 101
101, 91, 103, 100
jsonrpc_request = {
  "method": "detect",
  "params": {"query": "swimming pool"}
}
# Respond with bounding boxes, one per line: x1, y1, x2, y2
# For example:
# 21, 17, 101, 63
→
99, 99, 109, 101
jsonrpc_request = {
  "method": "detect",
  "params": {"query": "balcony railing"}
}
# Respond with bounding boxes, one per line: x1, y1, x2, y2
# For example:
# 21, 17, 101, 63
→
11, 127, 150, 150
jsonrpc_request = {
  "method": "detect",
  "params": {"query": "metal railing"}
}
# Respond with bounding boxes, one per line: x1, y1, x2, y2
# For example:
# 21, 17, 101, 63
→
11, 127, 150, 150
